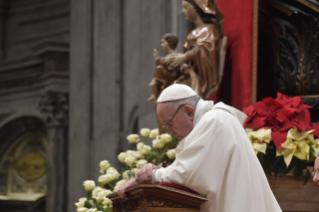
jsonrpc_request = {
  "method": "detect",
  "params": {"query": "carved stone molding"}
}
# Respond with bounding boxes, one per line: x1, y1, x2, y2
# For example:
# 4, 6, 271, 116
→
38, 91, 69, 127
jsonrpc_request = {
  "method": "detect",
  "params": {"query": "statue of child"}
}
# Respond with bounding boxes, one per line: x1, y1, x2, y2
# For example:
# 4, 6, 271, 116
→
147, 33, 182, 102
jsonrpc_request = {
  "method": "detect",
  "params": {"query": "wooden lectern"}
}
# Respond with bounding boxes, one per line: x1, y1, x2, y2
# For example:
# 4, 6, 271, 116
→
108, 184, 207, 212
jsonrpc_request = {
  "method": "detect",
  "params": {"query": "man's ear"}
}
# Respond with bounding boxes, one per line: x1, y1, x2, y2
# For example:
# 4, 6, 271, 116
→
184, 105, 195, 120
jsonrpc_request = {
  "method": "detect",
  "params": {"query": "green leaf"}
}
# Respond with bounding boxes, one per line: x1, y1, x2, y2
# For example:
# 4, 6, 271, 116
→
123, 164, 130, 170
296, 158, 307, 170
303, 169, 311, 185
273, 159, 280, 177
151, 149, 160, 155
84, 201, 91, 208
97, 202, 104, 210
157, 153, 168, 162
127, 171, 135, 178
104, 183, 113, 190
309, 144, 316, 153
273, 156, 283, 177
171, 137, 179, 145
145, 155, 156, 163
87, 191, 92, 199
279, 158, 289, 177
294, 166, 304, 181
162, 142, 173, 150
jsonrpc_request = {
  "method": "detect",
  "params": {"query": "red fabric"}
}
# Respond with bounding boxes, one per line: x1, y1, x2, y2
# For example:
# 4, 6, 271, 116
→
156, 182, 199, 195
208, 0, 254, 110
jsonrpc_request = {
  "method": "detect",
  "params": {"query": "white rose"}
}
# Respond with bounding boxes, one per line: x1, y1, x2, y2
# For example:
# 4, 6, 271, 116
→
103, 205, 113, 210
98, 174, 113, 185
116, 179, 129, 186
166, 149, 176, 159
104, 189, 113, 196
127, 134, 140, 144
124, 154, 137, 168
92, 186, 103, 198
95, 189, 113, 203
122, 170, 130, 179
88, 209, 97, 212
102, 197, 113, 206
137, 142, 143, 150
160, 133, 172, 143
136, 159, 148, 168
150, 129, 159, 139
99, 160, 111, 174
75, 197, 87, 208
113, 186, 120, 193
126, 150, 134, 156
132, 151, 144, 159
152, 138, 165, 149
140, 128, 151, 138
131, 168, 138, 174
77, 207, 88, 212
106, 167, 121, 180
137, 143, 151, 156
126, 150, 143, 159
118, 152, 126, 163
106, 167, 118, 175
113, 179, 129, 192
83, 180, 96, 191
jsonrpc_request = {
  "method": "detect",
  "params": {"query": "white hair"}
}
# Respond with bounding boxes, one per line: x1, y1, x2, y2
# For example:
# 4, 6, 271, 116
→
163, 95, 201, 110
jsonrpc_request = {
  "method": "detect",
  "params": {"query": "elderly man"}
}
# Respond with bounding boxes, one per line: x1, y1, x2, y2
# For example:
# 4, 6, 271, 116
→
118, 84, 281, 212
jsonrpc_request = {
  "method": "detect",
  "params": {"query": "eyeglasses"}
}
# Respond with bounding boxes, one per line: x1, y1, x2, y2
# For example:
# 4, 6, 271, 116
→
162, 104, 186, 129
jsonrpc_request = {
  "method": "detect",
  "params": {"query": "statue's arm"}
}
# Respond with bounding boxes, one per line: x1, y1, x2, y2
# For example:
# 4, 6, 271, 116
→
185, 49, 196, 63
155, 57, 163, 66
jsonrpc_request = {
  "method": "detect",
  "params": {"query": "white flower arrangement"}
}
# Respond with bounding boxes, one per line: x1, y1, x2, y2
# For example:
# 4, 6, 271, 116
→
76, 128, 178, 212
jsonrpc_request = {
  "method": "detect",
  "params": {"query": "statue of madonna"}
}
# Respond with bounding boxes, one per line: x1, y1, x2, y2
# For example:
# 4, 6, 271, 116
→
149, 0, 226, 101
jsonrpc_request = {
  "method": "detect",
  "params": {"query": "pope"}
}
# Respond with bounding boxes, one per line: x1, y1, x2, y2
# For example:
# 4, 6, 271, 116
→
118, 84, 282, 212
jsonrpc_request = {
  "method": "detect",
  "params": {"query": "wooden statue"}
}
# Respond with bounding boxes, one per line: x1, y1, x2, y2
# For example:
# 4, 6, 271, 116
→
148, 0, 227, 101
148, 34, 182, 102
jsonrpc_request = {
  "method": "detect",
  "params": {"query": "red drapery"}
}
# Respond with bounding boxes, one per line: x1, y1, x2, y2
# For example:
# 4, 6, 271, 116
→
208, 0, 254, 111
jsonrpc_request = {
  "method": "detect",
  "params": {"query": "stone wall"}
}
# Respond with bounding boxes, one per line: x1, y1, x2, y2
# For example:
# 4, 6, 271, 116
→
0, 1, 70, 212
68, 0, 190, 211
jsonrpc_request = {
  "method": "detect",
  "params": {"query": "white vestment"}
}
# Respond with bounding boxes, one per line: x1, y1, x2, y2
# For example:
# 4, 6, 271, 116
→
153, 99, 282, 212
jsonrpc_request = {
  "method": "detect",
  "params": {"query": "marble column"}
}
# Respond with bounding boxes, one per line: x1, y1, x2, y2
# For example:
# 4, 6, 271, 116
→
38, 91, 69, 212
69, 0, 122, 211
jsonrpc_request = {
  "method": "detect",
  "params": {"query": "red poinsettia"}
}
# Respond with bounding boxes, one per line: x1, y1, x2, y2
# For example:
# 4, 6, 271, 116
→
243, 92, 315, 149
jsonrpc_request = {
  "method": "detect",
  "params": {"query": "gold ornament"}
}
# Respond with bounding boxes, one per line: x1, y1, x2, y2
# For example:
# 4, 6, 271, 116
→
16, 152, 46, 180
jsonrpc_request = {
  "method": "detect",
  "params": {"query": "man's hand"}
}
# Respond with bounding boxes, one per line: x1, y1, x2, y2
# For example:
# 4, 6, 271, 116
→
135, 163, 162, 184
313, 156, 319, 185
117, 178, 138, 199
